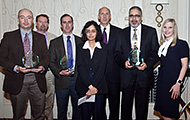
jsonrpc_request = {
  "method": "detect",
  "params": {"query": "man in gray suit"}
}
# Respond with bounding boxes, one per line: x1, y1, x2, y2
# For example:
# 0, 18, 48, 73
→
49, 14, 81, 120
36, 14, 56, 120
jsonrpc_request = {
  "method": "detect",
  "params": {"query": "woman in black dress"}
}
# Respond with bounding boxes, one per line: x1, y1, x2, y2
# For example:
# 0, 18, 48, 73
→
76, 20, 108, 120
154, 18, 189, 119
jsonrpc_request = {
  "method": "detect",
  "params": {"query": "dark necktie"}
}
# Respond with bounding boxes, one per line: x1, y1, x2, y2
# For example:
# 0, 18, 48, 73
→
103, 28, 107, 44
67, 36, 73, 68
24, 33, 30, 54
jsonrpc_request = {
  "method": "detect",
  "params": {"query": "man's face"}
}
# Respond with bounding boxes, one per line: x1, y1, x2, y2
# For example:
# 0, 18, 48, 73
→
36, 16, 49, 33
17, 9, 33, 31
98, 7, 111, 27
129, 8, 142, 28
61, 16, 73, 35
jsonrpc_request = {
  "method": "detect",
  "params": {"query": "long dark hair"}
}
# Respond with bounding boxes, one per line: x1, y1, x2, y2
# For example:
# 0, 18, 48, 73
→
81, 20, 103, 42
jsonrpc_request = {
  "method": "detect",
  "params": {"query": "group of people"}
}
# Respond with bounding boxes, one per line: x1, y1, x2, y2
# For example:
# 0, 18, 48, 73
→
0, 5, 189, 120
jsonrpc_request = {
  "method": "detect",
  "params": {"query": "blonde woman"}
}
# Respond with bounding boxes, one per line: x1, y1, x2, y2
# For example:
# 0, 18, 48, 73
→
154, 18, 189, 119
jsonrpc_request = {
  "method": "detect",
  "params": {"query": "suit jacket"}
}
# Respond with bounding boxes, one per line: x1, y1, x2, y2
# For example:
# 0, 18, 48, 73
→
47, 32, 56, 48
49, 34, 82, 89
0, 29, 49, 95
75, 42, 108, 95
115, 24, 159, 88
105, 24, 122, 83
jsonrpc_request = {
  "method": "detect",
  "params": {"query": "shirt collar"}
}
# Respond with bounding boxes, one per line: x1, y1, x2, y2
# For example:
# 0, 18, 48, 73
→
37, 31, 47, 36
62, 33, 74, 40
100, 24, 110, 32
131, 24, 141, 32
20, 28, 32, 36
82, 41, 102, 49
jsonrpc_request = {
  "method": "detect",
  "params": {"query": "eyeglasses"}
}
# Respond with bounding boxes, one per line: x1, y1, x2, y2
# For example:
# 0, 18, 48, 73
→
129, 15, 141, 18
86, 30, 96, 34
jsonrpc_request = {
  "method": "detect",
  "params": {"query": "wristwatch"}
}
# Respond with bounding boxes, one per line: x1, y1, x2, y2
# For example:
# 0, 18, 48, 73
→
177, 79, 183, 84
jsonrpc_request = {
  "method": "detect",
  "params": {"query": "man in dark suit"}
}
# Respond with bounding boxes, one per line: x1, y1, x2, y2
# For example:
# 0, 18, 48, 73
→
49, 14, 81, 120
98, 6, 122, 120
115, 6, 159, 120
0, 8, 49, 120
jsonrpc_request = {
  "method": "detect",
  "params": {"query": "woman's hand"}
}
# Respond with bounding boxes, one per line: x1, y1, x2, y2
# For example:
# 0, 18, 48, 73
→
169, 83, 181, 100
85, 85, 98, 99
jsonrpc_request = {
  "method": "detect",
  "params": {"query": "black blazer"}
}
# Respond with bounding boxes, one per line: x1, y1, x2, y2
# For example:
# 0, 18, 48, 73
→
49, 34, 82, 89
0, 29, 49, 95
76, 42, 108, 95
105, 24, 122, 83
115, 24, 159, 88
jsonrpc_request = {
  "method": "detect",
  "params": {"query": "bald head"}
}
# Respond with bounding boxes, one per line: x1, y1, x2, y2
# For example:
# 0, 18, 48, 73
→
98, 7, 111, 27
17, 8, 34, 32
18, 8, 33, 18
98, 7, 111, 16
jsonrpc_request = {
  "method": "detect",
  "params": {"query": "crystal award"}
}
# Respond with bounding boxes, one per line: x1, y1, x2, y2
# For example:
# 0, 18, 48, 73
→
128, 46, 144, 66
60, 55, 74, 71
22, 51, 39, 69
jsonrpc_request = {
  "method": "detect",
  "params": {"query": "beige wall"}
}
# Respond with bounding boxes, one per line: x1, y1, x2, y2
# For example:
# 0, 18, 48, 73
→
0, 0, 189, 119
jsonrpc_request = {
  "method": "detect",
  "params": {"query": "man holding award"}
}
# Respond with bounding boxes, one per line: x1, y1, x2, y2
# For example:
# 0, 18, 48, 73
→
49, 14, 81, 120
115, 6, 159, 120
0, 8, 49, 119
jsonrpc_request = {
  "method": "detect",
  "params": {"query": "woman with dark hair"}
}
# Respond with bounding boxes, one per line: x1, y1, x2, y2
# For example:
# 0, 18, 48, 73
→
154, 18, 189, 119
76, 20, 108, 120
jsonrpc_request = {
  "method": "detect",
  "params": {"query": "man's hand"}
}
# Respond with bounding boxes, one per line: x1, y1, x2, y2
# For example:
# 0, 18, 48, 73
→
30, 66, 44, 73
125, 60, 133, 69
59, 69, 74, 76
16, 66, 31, 73
136, 62, 147, 70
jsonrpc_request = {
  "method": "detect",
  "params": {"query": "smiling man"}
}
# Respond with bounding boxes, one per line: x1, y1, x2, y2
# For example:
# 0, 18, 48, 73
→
0, 8, 49, 120
35, 14, 56, 120
98, 7, 122, 120
49, 14, 82, 120
115, 6, 159, 120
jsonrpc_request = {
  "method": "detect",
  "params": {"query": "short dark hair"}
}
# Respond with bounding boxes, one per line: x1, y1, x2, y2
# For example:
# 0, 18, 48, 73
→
81, 20, 103, 42
36, 14, 49, 23
60, 14, 73, 25
129, 6, 142, 16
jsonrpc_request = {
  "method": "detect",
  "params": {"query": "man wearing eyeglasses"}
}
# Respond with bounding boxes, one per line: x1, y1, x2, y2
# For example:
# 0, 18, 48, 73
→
115, 6, 159, 120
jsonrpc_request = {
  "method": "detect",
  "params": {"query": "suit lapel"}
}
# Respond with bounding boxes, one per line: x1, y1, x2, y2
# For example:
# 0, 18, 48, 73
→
140, 25, 146, 52
128, 27, 132, 51
16, 29, 25, 56
58, 35, 66, 58
108, 25, 113, 45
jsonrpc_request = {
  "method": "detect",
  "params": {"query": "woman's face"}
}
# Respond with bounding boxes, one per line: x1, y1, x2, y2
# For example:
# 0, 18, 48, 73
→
162, 22, 174, 40
86, 25, 97, 41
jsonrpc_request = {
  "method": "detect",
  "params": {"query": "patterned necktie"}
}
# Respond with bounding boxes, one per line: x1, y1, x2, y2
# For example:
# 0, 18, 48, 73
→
24, 33, 30, 54
132, 28, 137, 49
103, 28, 107, 44
67, 36, 73, 68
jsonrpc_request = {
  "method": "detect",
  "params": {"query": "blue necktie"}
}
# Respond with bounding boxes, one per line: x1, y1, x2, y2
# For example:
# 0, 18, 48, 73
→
67, 36, 73, 69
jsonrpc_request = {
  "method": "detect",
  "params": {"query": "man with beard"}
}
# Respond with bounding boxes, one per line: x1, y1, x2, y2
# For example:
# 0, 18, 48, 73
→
115, 6, 159, 120
36, 14, 56, 120
0, 8, 49, 119
49, 14, 81, 120
98, 7, 122, 120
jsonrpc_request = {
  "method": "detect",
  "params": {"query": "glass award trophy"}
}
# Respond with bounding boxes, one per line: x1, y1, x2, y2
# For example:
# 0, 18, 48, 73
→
22, 51, 39, 69
60, 55, 74, 71
128, 45, 144, 66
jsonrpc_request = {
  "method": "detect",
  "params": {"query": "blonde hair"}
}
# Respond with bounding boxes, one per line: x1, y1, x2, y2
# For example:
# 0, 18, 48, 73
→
160, 18, 178, 47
